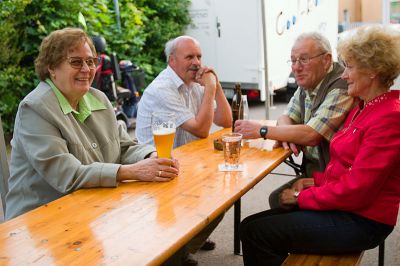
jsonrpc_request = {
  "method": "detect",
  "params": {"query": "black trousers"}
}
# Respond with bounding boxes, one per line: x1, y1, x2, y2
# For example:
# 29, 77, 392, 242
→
240, 208, 393, 266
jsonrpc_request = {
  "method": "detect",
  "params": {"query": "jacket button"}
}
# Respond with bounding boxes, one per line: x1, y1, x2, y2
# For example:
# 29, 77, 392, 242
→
92, 143, 98, 149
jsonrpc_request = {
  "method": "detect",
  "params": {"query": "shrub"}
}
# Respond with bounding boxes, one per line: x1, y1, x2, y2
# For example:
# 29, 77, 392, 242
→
0, 0, 191, 135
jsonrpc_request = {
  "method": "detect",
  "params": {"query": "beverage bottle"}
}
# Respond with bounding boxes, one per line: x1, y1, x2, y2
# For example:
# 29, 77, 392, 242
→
241, 95, 249, 120
231, 83, 243, 132
241, 95, 250, 144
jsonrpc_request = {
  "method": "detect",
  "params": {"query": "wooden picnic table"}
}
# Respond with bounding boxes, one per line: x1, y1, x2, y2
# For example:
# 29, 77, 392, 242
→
0, 121, 290, 265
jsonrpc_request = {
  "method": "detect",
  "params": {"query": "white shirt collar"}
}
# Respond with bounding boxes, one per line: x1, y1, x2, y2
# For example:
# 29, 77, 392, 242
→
166, 65, 185, 90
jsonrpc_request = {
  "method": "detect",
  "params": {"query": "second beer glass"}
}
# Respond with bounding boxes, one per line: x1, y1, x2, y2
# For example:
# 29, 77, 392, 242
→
221, 133, 243, 170
151, 112, 176, 158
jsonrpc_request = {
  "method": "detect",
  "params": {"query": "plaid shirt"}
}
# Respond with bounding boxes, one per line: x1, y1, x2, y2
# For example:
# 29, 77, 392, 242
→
284, 79, 354, 161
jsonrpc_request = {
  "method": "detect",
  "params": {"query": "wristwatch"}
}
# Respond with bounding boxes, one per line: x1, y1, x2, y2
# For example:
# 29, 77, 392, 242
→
259, 126, 268, 139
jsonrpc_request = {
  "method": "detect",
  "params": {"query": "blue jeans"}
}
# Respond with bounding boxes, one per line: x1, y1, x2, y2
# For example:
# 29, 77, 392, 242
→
240, 208, 393, 266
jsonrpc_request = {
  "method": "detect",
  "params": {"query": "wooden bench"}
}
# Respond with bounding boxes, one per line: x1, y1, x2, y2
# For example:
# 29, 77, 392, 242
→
281, 156, 387, 266
283, 241, 385, 266
283, 252, 363, 266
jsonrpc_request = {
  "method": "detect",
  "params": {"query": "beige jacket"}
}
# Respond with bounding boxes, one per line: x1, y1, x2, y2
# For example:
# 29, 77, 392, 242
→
6, 82, 155, 219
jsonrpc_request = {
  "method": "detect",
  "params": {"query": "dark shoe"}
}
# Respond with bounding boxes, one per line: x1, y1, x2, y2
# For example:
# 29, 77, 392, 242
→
182, 253, 198, 266
200, 239, 216, 251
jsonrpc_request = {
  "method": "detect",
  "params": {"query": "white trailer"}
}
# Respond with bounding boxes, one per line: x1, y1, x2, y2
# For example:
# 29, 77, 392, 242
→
186, 0, 339, 102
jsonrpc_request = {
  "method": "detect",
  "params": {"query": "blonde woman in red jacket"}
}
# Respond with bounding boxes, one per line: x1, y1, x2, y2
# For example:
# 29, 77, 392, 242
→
240, 25, 400, 266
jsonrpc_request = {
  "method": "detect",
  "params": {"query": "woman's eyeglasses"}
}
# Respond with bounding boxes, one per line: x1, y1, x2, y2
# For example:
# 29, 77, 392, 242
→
67, 57, 98, 70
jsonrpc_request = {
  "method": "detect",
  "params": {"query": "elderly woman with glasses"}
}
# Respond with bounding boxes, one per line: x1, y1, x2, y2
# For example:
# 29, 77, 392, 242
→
240, 25, 400, 266
5, 27, 179, 220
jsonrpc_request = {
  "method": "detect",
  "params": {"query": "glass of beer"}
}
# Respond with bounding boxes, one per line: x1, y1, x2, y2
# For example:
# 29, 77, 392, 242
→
221, 133, 243, 170
151, 112, 176, 158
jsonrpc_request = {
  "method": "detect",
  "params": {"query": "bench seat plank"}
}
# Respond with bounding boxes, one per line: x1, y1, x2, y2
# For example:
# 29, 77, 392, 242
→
282, 252, 364, 266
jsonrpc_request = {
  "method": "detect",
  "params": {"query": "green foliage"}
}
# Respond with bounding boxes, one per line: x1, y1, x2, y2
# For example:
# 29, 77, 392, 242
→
0, 66, 37, 134
132, 0, 192, 78
0, 0, 191, 135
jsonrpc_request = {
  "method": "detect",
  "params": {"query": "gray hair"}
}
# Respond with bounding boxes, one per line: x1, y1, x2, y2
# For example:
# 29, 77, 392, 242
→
164, 35, 200, 62
295, 32, 332, 54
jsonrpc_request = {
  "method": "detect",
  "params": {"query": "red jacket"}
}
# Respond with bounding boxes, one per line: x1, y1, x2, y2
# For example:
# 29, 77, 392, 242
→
298, 90, 400, 225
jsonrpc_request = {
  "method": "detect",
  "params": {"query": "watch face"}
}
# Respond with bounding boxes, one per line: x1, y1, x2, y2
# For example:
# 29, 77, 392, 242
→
260, 127, 268, 138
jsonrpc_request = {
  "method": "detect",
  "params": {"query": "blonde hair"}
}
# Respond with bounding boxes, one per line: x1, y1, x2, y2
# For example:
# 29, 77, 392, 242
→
35, 27, 96, 80
337, 25, 400, 88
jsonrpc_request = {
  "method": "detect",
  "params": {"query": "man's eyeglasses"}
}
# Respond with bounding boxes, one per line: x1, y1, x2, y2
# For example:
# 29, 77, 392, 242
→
287, 52, 327, 66
67, 57, 98, 70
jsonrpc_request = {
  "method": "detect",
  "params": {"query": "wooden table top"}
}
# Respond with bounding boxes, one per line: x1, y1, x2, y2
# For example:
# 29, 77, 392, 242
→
0, 122, 290, 266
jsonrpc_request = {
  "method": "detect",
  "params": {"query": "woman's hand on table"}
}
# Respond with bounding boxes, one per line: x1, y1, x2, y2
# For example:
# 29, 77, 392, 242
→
117, 157, 179, 182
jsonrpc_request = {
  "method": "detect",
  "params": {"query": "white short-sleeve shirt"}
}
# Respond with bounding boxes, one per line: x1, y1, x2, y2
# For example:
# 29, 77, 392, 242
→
136, 66, 204, 148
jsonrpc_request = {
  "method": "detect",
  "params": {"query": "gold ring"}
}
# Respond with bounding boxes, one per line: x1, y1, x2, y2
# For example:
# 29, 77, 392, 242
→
158, 170, 162, 177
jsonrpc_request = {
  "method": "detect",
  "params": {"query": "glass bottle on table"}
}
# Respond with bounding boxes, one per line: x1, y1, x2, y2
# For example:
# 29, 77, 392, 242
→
231, 83, 243, 132
241, 94, 250, 144
241, 95, 249, 120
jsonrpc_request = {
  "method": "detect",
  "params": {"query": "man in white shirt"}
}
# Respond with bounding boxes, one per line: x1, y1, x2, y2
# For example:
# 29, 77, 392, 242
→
136, 36, 232, 147
136, 36, 232, 266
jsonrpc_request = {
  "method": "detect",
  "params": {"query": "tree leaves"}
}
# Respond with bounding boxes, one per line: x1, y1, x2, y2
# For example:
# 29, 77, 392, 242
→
0, 0, 191, 134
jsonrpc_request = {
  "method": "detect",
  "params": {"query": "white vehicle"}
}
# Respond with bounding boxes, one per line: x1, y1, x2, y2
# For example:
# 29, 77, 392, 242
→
186, 0, 339, 101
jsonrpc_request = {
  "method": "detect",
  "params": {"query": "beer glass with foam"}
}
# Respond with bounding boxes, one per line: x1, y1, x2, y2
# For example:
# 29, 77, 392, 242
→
151, 112, 176, 158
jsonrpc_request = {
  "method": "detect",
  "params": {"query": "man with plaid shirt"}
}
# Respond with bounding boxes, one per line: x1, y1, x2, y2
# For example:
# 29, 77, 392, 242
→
234, 32, 355, 208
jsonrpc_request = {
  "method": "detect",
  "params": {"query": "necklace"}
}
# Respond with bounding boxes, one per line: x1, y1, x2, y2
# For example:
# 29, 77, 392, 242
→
343, 91, 391, 133
364, 91, 390, 108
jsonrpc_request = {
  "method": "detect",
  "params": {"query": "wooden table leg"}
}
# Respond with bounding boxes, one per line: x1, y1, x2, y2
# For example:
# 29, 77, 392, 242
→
234, 198, 241, 255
